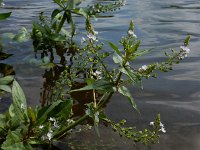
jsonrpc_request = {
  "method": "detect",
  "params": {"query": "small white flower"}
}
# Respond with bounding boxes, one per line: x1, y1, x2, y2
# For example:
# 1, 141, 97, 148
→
160, 122, 164, 128
128, 30, 137, 38
160, 127, 166, 133
67, 119, 75, 124
47, 130, 53, 141
39, 125, 44, 129
49, 117, 56, 122
139, 65, 148, 72
20, 104, 26, 109
53, 121, 60, 128
149, 121, 154, 126
180, 46, 190, 54
92, 70, 102, 79
87, 33, 97, 41
0, 2, 5, 6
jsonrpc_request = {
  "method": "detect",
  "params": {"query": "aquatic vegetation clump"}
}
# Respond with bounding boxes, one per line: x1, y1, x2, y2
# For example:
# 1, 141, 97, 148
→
0, 0, 191, 149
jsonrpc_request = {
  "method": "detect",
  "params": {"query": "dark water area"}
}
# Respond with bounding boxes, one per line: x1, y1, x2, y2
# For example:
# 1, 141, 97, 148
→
0, 0, 200, 149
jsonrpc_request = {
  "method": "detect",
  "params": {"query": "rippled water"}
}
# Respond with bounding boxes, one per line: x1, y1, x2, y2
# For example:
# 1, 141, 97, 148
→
0, 0, 200, 149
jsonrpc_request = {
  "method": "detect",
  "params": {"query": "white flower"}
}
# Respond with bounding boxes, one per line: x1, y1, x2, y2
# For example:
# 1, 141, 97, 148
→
92, 70, 102, 79
53, 121, 60, 128
39, 125, 44, 129
49, 117, 56, 122
160, 127, 166, 133
47, 130, 53, 141
20, 104, 26, 109
160, 122, 164, 128
180, 46, 190, 54
139, 65, 148, 72
67, 119, 75, 124
128, 30, 137, 38
178, 46, 190, 59
0, 2, 5, 6
149, 121, 154, 126
87, 33, 97, 41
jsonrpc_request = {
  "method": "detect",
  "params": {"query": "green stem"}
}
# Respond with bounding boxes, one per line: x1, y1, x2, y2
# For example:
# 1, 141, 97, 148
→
53, 60, 125, 140
53, 115, 88, 139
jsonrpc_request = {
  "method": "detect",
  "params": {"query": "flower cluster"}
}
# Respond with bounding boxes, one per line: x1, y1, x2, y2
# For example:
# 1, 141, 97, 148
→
178, 46, 190, 59
138, 65, 148, 72
128, 30, 137, 38
92, 70, 102, 79
150, 121, 166, 133
49, 117, 60, 128
42, 129, 53, 141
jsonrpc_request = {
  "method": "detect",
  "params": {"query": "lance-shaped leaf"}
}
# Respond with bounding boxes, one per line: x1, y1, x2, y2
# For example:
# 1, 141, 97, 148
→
118, 86, 139, 113
0, 76, 14, 85
70, 79, 114, 92
0, 85, 11, 92
108, 41, 122, 56
120, 67, 143, 88
11, 80, 29, 123
36, 100, 72, 125
113, 52, 123, 65
0, 12, 11, 20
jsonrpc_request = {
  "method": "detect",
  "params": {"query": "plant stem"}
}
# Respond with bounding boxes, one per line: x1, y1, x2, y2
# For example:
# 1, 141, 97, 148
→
53, 61, 124, 140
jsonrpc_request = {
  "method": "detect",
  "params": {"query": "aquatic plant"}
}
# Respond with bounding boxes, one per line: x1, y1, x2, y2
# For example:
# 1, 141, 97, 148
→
0, 0, 191, 149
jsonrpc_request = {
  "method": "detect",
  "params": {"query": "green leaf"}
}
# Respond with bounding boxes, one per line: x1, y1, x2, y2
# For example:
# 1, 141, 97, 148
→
120, 67, 143, 88
76, 8, 88, 18
184, 35, 190, 46
13, 27, 31, 42
49, 33, 66, 42
70, 80, 114, 92
113, 52, 123, 64
0, 76, 14, 85
135, 49, 152, 57
2, 130, 33, 150
0, 12, 11, 20
108, 41, 122, 56
0, 85, 11, 92
11, 80, 29, 123
36, 100, 72, 125
51, 9, 61, 20
118, 86, 139, 113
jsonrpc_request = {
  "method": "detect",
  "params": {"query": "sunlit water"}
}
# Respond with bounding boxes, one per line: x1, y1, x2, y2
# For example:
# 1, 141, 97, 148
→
0, 0, 200, 149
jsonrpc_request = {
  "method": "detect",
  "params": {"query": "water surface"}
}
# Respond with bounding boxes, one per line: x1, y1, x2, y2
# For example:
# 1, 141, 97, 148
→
0, 0, 200, 149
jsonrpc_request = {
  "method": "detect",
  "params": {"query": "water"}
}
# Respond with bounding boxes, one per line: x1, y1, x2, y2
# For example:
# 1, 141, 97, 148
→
1, 0, 200, 149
